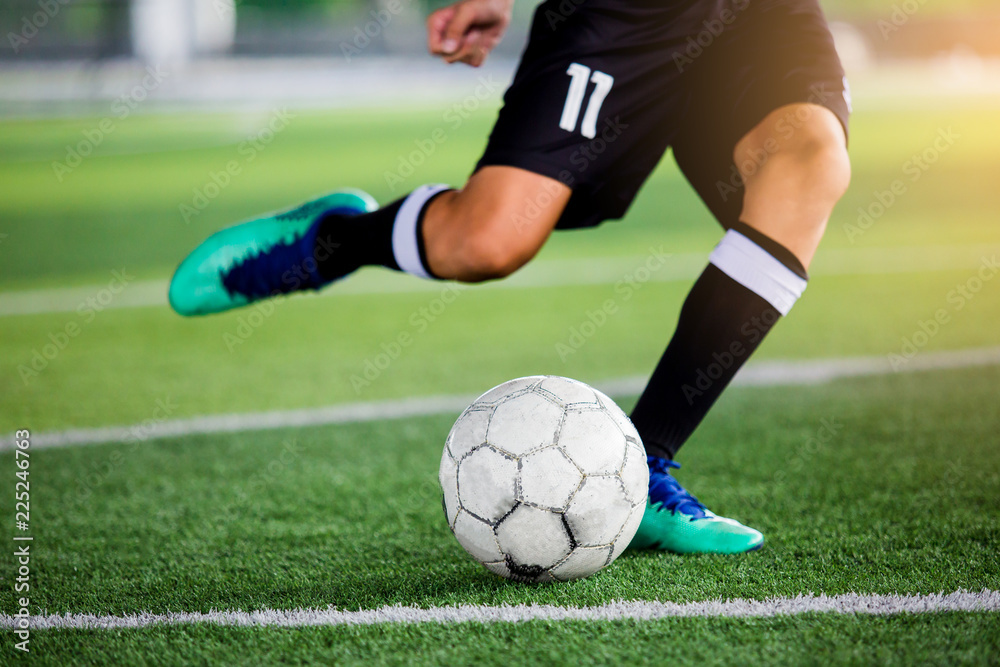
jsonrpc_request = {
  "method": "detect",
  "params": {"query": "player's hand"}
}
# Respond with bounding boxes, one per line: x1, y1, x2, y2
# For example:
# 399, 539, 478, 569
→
427, 0, 514, 67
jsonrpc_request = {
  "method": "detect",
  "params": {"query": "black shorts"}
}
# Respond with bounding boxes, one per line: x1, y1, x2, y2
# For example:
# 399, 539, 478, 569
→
476, 0, 851, 229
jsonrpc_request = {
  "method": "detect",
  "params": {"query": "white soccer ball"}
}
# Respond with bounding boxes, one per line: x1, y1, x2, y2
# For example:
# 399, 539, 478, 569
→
439, 375, 648, 583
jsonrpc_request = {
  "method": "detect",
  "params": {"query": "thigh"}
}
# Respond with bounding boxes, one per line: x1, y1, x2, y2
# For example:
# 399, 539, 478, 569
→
671, 0, 852, 229
448, 165, 572, 245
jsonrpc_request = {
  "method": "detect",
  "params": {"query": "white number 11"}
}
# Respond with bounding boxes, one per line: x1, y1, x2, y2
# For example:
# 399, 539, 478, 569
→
558, 63, 614, 140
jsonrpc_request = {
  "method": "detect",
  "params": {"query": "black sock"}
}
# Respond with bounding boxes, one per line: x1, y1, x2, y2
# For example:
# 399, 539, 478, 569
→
313, 185, 451, 282
314, 199, 402, 281
631, 224, 808, 459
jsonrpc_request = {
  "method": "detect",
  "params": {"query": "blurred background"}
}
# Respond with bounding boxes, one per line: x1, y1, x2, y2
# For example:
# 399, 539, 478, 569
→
2, 6, 997, 654
3, 0, 1000, 61
2, 0, 1000, 114
1, 0, 999, 432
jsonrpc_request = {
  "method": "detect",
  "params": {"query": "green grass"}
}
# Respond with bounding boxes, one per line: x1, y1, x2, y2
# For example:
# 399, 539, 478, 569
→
21, 613, 1000, 666
1, 94, 999, 662
8, 366, 1000, 613
2, 366, 999, 662
3, 267, 1000, 433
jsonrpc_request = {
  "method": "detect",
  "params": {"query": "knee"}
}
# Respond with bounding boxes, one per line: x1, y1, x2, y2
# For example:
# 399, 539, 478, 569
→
782, 119, 851, 200
738, 106, 851, 202
444, 218, 536, 282
423, 171, 567, 282
455, 236, 531, 282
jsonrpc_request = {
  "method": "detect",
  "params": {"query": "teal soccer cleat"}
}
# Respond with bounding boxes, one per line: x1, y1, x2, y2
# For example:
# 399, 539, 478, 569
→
628, 457, 764, 554
168, 189, 378, 316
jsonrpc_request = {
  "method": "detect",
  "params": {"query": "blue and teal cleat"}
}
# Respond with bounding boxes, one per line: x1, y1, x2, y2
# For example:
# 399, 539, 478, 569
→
168, 189, 378, 316
628, 456, 764, 554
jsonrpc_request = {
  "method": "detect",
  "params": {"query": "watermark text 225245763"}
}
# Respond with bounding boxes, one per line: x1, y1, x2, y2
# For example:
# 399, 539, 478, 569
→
12, 429, 33, 653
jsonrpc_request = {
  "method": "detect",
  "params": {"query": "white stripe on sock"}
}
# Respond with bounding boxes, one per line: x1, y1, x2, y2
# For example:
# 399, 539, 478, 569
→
391, 184, 450, 279
709, 230, 808, 315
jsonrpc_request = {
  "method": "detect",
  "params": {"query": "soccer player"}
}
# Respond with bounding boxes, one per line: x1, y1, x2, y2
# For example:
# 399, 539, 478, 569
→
170, 0, 851, 554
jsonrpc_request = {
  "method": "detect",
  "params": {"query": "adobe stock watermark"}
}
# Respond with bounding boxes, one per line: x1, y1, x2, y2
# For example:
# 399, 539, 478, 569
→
350, 283, 464, 393
511, 115, 629, 234
383, 77, 502, 191
715, 82, 848, 204
221, 230, 344, 352
877, 0, 931, 40
7, 0, 72, 55
509, 178, 567, 236
671, 0, 750, 73
680, 306, 781, 405
340, 0, 415, 62
542, 0, 583, 28
17, 268, 135, 384
223, 299, 282, 352
543, 0, 749, 57
843, 127, 959, 243
69, 397, 178, 508
213, 0, 242, 20
772, 417, 843, 486
561, 116, 629, 183
889, 254, 999, 370
211, 439, 302, 527
737, 415, 843, 511
935, 458, 968, 498
51, 65, 170, 182
555, 246, 671, 362
179, 108, 295, 223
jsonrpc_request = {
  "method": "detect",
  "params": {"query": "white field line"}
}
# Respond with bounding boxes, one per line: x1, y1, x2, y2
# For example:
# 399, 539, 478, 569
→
1, 244, 997, 317
5, 346, 1000, 452
2, 590, 997, 631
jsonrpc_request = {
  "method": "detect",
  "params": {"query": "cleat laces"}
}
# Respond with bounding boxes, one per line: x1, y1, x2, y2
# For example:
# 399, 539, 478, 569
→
647, 456, 708, 520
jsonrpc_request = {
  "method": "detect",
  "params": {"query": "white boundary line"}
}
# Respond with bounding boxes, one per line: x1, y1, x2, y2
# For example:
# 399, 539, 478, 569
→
1, 244, 996, 317
3, 590, 997, 630
5, 346, 1000, 452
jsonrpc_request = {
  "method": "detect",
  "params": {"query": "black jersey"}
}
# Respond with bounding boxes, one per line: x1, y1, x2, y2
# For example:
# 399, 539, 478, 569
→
476, 0, 851, 229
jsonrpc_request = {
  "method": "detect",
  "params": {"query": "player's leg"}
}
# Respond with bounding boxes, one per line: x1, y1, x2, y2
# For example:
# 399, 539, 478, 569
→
632, 103, 850, 459
734, 103, 850, 269
423, 167, 570, 281
629, 105, 849, 553
168, 166, 568, 316
627, 0, 851, 553
169, 0, 682, 317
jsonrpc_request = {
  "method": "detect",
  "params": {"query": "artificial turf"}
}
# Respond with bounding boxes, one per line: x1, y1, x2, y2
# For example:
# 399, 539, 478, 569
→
2, 88, 999, 663
17, 612, 1000, 666
2, 364, 999, 662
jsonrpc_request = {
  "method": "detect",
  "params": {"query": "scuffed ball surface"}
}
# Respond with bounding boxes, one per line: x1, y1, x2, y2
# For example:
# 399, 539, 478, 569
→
439, 376, 648, 583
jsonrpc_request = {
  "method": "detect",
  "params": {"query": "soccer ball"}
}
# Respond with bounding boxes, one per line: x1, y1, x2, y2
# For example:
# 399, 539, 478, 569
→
439, 376, 648, 583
